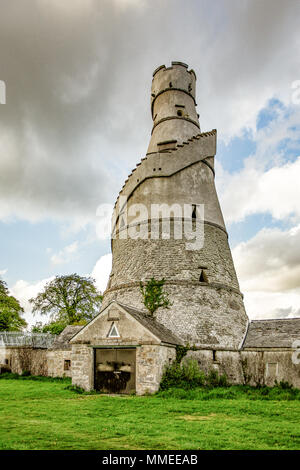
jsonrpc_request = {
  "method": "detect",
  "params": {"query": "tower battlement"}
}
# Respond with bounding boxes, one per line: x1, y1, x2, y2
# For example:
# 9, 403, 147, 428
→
151, 61, 196, 103
147, 61, 200, 154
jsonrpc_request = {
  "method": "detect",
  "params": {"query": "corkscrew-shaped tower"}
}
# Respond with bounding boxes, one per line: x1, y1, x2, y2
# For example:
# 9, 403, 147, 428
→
102, 61, 248, 350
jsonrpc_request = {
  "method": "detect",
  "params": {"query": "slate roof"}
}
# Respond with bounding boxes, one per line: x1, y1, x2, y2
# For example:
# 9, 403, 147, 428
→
49, 325, 83, 350
243, 318, 300, 349
113, 301, 183, 346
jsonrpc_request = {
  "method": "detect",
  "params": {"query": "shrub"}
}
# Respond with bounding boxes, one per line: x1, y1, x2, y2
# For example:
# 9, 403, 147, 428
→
159, 359, 228, 391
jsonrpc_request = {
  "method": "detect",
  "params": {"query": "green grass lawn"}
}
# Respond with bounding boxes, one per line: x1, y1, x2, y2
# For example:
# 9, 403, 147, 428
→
0, 376, 300, 450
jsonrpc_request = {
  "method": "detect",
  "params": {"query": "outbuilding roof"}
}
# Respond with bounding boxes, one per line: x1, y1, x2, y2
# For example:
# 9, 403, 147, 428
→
117, 302, 183, 346
243, 318, 300, 349
69, 301, 183, 346
48, 325, 83, 350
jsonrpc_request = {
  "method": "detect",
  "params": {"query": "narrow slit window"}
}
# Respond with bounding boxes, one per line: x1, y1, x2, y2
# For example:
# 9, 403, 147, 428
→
192, 204, 197, 219
199, 269, 208, 283
108, 322, 120, 338
64, 360, 71, 371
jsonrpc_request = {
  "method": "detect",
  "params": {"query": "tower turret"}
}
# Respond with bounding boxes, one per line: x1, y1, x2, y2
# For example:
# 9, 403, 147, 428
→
147, 61, 200, 154
102, 61, 248, 350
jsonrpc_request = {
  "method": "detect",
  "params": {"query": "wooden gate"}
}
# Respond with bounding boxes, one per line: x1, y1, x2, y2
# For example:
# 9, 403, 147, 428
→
94, 348, 136, 394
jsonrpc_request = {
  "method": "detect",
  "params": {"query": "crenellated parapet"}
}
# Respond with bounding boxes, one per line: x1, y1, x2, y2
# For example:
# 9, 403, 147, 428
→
114, 129, 217, 216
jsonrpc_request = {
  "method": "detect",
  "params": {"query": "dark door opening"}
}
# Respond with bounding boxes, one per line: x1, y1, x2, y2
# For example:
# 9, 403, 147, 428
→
94, 348, 136, 394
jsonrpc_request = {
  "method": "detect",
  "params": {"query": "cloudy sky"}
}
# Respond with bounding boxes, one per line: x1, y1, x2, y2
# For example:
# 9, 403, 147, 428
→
0, 0, 300, 326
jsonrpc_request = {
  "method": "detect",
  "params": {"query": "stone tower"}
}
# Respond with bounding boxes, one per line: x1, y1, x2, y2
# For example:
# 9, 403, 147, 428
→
102, 61, 248, 350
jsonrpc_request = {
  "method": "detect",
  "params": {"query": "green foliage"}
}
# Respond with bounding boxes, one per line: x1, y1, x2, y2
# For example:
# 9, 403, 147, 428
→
175, 343, 197, 363
0, 279, 27, 331
31, 320, 68, 335
159, 359, 228, 390
276, 380, 294, 390
29, 274, 102, 325
139, 278, 171, 315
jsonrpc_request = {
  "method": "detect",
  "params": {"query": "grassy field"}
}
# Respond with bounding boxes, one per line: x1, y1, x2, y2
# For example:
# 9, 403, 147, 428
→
0, 375, 300, 450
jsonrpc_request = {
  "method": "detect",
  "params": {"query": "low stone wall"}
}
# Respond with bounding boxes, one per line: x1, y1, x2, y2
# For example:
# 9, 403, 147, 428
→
0, 346, 48, 376
185, 349, 244, 384
241, 350, 300, 388
0, 346, 73, 378
184, 348, 300, 388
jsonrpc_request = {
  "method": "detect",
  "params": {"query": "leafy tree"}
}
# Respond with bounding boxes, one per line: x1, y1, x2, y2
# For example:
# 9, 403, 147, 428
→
139, 278, 171, 315
29, 274, 103, 325
0, 279, 27, 331
31, 321, 67, 336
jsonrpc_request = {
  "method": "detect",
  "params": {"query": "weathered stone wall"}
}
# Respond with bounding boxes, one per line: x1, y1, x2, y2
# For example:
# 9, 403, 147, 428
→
136, 344, 176, 395
184, 348, 300, 388
241, 350, 300, 388
0, 346, 73, 378
0, 347, 48, 376
71, 344, 93, 390
185, 349, 244, 384
47, 350, 73, 378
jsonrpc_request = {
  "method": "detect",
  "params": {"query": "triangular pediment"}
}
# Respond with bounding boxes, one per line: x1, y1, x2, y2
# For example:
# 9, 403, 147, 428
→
69, 301, 182, 346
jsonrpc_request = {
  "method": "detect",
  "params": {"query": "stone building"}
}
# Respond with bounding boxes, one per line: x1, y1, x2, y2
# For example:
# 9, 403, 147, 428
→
47, 325, 82, 378
0, 327, 81, 378
69, 61, 300, 393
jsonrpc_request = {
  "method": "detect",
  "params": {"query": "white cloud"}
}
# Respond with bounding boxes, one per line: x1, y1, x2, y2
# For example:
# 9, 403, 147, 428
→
0, 0, 299, 226
10, 276, 54, 328
219, 157, 300, 225
232, 225, 300, 319
217, 103, 300, 225
91, 253, 112, 294
233, 224, 300, 293
243, 290, 300, 320
50, 241, 79, 265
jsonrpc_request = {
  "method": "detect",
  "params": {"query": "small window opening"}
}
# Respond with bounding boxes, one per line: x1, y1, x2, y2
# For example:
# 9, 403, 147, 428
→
199, 270, 208, 283
212, 350, 217, 362
169, 81, 173, 88
64, 360, 71, 371
188, 83, 192, 92
192, 204, 197, 219
108, 322, 120, 338
177, 110, 183, 117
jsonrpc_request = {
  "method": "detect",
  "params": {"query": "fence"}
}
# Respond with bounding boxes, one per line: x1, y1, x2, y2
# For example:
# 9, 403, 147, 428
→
0, 332, 55, 349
